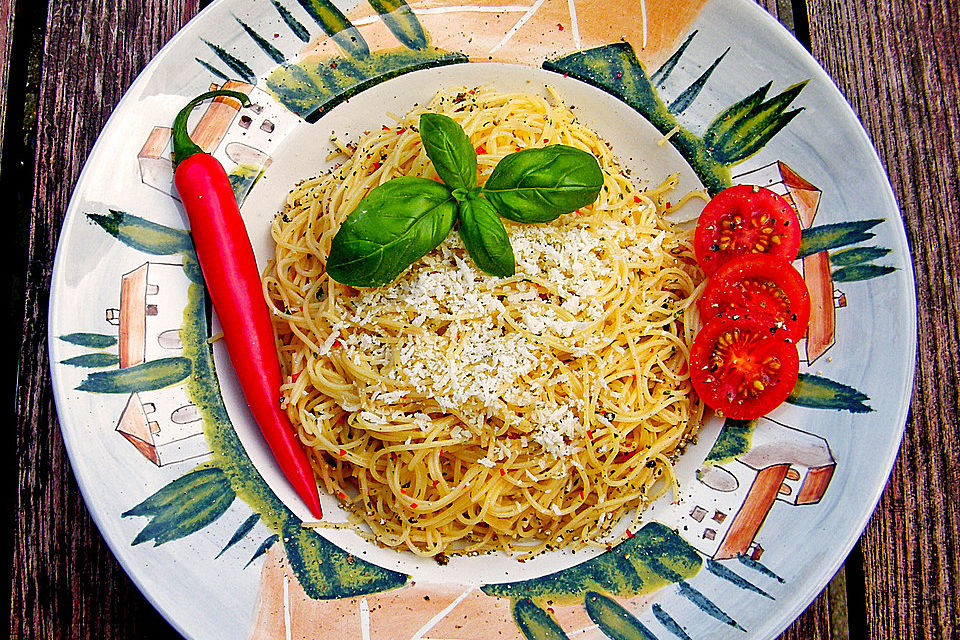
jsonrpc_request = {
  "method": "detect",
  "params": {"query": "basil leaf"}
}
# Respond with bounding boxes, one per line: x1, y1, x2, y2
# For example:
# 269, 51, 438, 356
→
482, 145, 603, 223
327, 177, 456, 287
419, 113, 477, 191
456, 195, 515, 278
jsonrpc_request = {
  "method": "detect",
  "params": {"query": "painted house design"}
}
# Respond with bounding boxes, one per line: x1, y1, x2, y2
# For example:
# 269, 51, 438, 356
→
661, 417, 836, 561
734, 161, 841, 364
105, 262, 209, 466
138, 81, 299, 204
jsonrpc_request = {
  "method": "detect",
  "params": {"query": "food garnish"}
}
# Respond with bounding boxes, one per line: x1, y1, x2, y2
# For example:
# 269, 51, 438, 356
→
172, 89, 322, 518
691, 184, 809, 419
326, 113, 603, 287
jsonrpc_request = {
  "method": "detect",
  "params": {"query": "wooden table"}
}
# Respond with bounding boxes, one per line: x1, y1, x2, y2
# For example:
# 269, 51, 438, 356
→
4, 0, 957, 638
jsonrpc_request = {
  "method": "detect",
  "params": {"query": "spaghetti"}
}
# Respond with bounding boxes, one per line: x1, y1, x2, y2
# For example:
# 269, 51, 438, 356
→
263, 87, 704, 558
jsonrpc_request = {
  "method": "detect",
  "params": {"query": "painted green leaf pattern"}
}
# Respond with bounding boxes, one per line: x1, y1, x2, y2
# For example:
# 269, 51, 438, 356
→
830, 246, 891, 266
58, 332, 117, 348
76, 357, 192, 393
787, 373, 872, 412
124, 468, 236, 546
367, 0, 428, 50
482, 523, 701, 603
512, 598, 571, 640
703, 418, 756, 465
833, 264, 897, 282
60, 353, 119, 368
584, 591, 658, 640
798, 219, 883, 257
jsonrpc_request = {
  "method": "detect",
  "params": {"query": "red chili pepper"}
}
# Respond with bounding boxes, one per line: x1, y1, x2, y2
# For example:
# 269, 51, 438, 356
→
172, 90, 322, 518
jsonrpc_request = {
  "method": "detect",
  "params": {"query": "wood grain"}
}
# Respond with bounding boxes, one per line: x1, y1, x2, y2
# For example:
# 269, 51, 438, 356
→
804, 0, 960, 638
11, 3, 200, 639
0, 0, 15, 159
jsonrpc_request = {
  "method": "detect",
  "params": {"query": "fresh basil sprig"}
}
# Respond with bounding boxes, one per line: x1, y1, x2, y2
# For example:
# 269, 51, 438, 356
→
326, 113, 602, 287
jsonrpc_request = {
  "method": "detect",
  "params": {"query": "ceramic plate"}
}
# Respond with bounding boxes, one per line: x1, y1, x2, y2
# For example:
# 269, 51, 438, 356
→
49, 1, 915, 638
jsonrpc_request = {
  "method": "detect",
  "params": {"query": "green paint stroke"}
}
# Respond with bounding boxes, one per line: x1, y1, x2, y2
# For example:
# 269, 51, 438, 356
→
482, 522, 701, 604
787, 373, 872, 413
203, 39, 257, 85
124, 467, 237, 546
218, 512, 262, 558
543, 44, 731, 196
367, 0, 428, 50
833, 264, 897, 282
60, 353, 119, 368
228, 163, 267, 204
296, 0, 370, 58
271, 0, 310, 42
236, 16, 287, 64
701, 80, 806, 165
88, 210, 192, 256
830, 246, 891, 267
584, 591, 658, 640
196, 57, 230, 81
76, 357, 191, 393
266, 47, 467, 120
87, 211, 202, 283
703, 418, 756, 466
59, 332, 117, 348
513, 598, 572, 640
247, 534, 280, 568
668, 47, 728, 114
798, 219, 883, 258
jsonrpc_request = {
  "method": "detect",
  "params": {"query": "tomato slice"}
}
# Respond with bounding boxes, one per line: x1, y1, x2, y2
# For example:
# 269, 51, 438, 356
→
689, 317, 800, 419
698, 253, 811, 342
694, 185, 802, 275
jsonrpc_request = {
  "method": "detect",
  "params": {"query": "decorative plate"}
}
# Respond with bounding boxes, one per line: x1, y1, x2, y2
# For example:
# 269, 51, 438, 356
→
48, 1, 915, 639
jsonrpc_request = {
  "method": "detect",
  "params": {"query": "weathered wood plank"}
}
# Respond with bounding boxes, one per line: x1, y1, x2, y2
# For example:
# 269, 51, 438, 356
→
805, 0, 960, 638
0, 0, 15, 160
11, 2, 200, 639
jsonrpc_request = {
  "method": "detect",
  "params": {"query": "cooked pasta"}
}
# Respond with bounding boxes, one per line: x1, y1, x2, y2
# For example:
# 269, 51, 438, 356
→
263, 87, 704, 558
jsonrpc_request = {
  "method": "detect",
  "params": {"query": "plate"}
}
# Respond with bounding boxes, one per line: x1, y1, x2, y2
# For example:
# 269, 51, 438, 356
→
48, 1, 915, 639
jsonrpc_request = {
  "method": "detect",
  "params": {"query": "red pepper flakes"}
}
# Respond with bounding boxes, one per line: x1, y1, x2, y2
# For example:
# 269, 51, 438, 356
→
398, 127, 407, 134
557, 23, 564, 31
499, 468, 506, 476
291, 371, 302, 382
579, 490, 585, 500
586, 429, 594, 439
382, 125, 391, 131
468, 89, 475, 95
337, 491, 348, 500
476, 144, 487, 155
371, 161, 382, 170
634, 195, 642, 203
338, 448, 347, 457
330, 62, 338, 69
626, 529, 635, 538
543, 138, 549, 143
432, 479, 440, 488
332, 339, 342, 348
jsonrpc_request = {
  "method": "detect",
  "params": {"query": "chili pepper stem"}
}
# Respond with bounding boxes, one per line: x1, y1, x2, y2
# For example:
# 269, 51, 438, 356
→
172, 89, 251, 168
